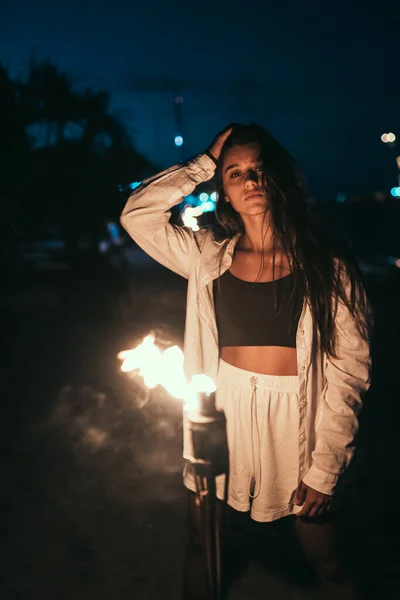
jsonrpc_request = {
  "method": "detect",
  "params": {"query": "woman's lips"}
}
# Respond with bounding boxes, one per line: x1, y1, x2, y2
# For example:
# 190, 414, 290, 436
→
245, 192, 264, 200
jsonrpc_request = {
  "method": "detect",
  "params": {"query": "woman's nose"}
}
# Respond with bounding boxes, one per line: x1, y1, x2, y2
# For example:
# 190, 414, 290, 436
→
245, 169, 260, 186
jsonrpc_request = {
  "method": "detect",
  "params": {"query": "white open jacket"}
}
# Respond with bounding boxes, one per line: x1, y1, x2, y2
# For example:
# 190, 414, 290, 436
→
120, 153, 371, 497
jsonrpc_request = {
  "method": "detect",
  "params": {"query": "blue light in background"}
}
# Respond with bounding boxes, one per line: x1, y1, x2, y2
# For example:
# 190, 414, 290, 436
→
182, 194, 197, 206
179, 193, 217, 213
175, 135, 183, 147
336, 192, 347, 203
107, 221, 121, 243
200, 200, 216, 212
129, 181, 141, 190
390, 187, 400, 197
119, 181, 142, 192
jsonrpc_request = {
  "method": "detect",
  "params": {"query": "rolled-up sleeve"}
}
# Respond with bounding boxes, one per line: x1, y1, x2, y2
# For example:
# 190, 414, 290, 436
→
303, 273, 372, 496
120, 154, 216, 278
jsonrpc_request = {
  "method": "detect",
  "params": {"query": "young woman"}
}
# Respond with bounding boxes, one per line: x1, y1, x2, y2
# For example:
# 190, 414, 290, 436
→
120, 124, 372, 599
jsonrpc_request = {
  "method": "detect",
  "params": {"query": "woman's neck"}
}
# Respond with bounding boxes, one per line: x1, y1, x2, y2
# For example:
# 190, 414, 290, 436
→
237, 231, 276, 255
239, 213, 275, 254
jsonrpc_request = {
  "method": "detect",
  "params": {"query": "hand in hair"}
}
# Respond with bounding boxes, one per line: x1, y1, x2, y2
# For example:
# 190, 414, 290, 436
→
207, 125, 235, 161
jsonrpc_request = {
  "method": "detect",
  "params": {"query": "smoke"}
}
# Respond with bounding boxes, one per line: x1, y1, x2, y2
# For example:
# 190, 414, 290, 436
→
39, 380, 184, 505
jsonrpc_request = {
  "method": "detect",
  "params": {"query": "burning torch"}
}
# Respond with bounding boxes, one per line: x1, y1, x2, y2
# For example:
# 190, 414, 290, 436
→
118, 335, 228, 600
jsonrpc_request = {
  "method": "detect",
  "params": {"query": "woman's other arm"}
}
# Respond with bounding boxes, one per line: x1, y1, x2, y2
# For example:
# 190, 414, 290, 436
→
302, 270, 372, 497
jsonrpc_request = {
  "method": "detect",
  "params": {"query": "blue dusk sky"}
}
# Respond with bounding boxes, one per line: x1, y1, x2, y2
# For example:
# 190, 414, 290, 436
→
1, 0, 399, 197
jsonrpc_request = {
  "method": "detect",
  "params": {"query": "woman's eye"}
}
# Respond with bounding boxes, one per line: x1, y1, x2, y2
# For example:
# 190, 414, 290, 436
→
256, 166, 263, 172
230, 171, 241, 178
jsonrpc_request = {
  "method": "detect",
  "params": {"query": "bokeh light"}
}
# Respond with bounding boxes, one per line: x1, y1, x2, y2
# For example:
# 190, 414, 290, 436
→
182, 205, 203, 231
200, 200, 215, 212
174, 135, 183, 147
129, 181, 141, 190
382, 132, 396, 143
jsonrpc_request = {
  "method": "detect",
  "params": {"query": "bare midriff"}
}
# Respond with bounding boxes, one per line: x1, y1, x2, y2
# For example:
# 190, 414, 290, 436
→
220, 346, 298, 376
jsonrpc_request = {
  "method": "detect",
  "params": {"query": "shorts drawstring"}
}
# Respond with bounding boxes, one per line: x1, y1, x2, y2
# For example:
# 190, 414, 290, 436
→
248, 376, 262, 499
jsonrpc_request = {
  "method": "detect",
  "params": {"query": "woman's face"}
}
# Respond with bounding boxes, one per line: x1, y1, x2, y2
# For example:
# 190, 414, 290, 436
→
221, 143, 267, 216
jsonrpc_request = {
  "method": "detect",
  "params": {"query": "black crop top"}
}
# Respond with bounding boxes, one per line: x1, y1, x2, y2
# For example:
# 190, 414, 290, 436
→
213, 270, 304, 348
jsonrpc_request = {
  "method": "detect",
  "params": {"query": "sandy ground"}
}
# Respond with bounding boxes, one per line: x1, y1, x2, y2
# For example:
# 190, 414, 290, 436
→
1, 256, 400, 599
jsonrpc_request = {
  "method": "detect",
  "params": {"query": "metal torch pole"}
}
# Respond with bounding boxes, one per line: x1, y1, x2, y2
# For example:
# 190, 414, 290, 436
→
187, 391, 228, 600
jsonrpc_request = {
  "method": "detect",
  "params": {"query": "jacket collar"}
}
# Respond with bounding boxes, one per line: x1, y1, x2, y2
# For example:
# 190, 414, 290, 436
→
198, 232, 241, 288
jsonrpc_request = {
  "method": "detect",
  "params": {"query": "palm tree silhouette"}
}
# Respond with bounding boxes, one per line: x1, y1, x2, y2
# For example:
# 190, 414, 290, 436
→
1, 58, 158, 266
20, 58, 80, 145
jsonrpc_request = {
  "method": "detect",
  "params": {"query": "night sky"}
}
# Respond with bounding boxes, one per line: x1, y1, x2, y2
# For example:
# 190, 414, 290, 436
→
1, 0, 399, 198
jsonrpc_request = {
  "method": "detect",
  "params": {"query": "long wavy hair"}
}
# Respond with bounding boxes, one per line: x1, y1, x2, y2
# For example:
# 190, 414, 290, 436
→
213, 123, 372, 358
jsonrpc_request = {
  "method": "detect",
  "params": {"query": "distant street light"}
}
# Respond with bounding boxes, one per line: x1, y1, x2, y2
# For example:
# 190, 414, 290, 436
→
390, 187, 400, 197
381, 132, 396, 143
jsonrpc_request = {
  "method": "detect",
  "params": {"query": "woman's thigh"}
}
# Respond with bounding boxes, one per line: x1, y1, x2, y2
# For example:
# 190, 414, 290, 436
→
293, 512, 346, 577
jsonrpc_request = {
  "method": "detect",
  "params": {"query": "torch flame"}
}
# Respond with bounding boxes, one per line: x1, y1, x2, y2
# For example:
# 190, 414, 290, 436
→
118, 334, 214, 412
191, 374, 217, 394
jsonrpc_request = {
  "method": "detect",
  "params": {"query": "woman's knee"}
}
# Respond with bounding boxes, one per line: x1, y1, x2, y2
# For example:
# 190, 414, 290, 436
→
294, 513, 347, 581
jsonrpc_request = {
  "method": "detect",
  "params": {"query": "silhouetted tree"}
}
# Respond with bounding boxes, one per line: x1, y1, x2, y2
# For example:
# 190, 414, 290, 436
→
0, 62, 31, 267
0, 58, 156, 258
0, 58, 157, 267
79, 89, 130, 150
20, 57, 80, 145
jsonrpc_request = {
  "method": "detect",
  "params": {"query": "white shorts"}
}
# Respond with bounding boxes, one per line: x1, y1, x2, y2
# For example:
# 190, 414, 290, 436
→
183, 359, 305, 522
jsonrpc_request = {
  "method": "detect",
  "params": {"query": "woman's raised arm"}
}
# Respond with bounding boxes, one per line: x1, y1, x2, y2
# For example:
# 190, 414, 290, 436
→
120, 127, 232, 278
